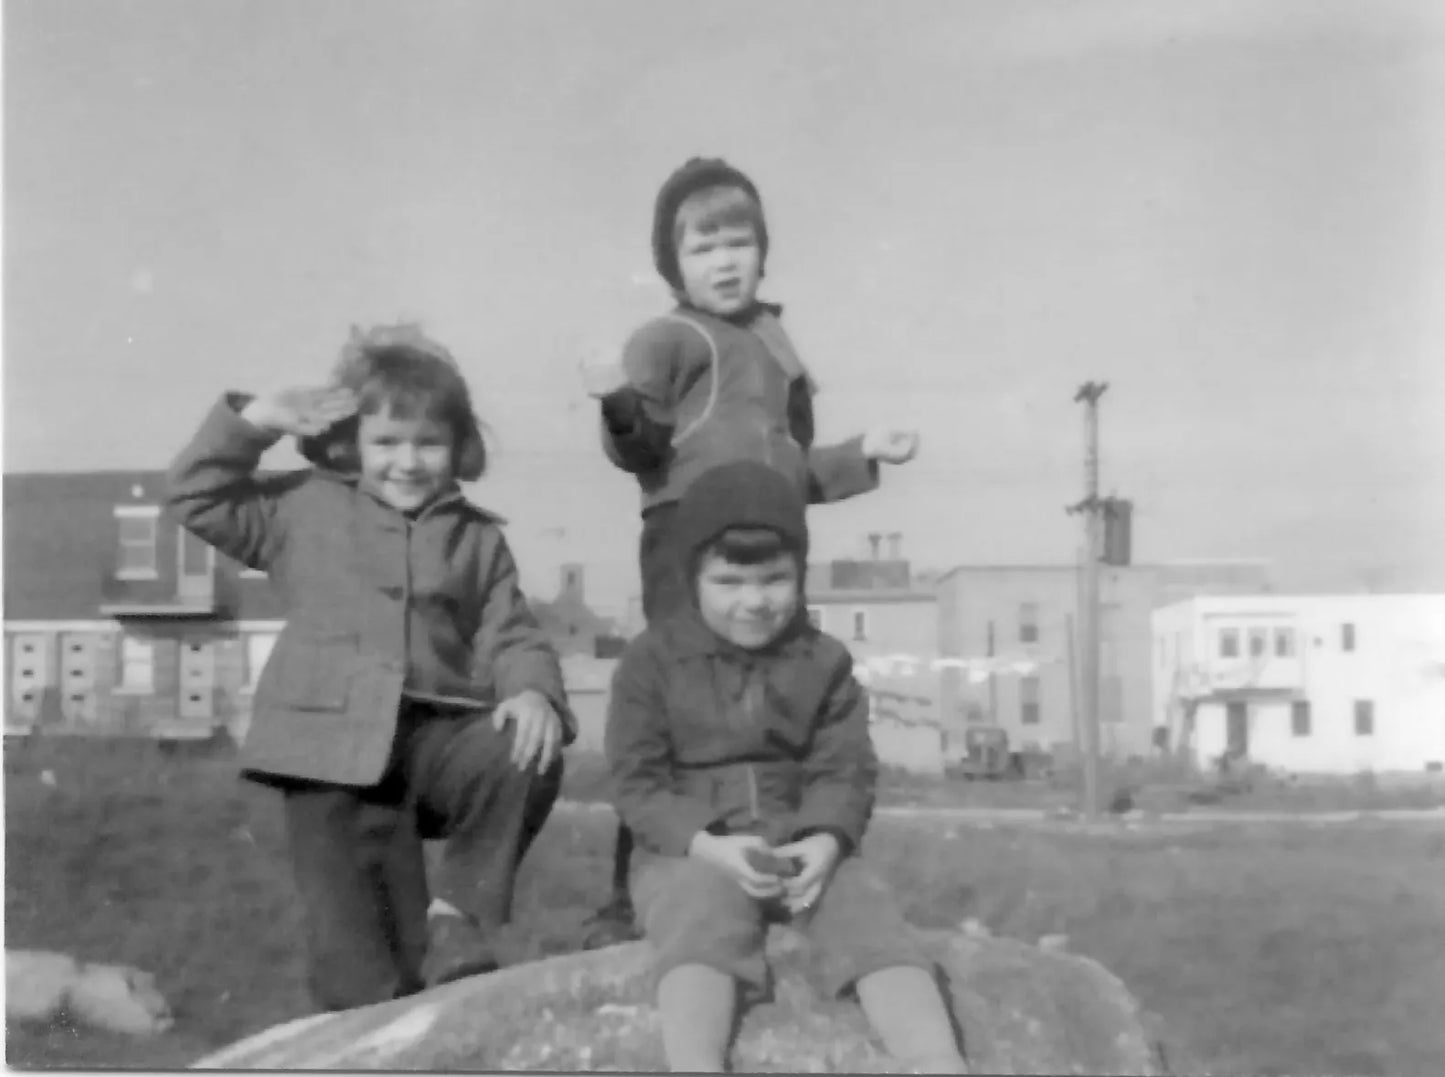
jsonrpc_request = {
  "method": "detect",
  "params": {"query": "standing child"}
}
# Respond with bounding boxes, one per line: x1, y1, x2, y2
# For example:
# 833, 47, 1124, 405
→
165, 324, 573, 1012
580, 156, 920, 945
605, 461, 967, 1073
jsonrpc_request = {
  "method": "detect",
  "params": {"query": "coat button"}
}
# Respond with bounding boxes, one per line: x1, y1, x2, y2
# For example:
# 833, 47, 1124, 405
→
381, 585, 404, 601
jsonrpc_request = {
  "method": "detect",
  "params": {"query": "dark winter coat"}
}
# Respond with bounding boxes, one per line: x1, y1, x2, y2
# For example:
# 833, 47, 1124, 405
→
604, 610, 879, 860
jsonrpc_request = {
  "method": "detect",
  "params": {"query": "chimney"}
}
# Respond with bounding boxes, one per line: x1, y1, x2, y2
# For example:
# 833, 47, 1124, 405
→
887, 532, 902, 560
560, 563, 584, 604
867, 533, 882, 560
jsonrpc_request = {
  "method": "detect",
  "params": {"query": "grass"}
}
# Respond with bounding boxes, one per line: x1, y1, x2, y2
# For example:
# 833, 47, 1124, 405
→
5, 736, 1445, 1074
561, 746, 1445, 815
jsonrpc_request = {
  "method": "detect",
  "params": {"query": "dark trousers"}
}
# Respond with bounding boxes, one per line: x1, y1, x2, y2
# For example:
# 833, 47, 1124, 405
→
280, 703, 562, 1011
607, 503, 686, 909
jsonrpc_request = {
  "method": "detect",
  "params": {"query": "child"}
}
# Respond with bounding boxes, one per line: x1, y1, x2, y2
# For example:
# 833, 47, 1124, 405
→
604, 461, 967, 1073
581, 156, 920, 946
165, 324, 573, 1012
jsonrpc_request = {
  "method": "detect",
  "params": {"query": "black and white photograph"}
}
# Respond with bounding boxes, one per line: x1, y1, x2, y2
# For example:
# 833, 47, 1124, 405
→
4, 1, 1443, 1072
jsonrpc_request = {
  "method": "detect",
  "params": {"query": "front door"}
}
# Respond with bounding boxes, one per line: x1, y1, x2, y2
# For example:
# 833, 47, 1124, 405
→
1225, 701, 1249, 758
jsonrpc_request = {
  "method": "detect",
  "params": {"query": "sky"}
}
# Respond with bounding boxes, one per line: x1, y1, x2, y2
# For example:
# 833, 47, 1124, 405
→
5, 0, 1444, 616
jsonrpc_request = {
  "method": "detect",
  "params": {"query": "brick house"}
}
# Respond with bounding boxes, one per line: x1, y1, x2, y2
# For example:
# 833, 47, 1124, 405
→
4, 471, 285, 740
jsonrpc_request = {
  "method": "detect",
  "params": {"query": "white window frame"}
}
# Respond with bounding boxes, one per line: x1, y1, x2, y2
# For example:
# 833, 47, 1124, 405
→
114, 505, 161, 580
116, 635, 155, 693
1218, 627, 1239, 659
851, 608, 869, 643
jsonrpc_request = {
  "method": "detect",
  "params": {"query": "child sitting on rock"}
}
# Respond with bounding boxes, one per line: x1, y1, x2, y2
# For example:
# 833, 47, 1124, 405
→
603, 460, 967, 1073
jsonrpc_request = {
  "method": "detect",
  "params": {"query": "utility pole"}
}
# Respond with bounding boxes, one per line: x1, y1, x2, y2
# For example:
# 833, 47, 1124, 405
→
1067, 381, 1108, 821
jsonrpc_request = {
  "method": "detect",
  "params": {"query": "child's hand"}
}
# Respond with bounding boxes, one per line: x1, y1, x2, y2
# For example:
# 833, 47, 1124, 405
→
241, 387, 357, 437
861, 427, 920, 466
773, 832, 843, 914
688, 833, 788, 900
578, 348, 632, 400
492, 689, 564, 773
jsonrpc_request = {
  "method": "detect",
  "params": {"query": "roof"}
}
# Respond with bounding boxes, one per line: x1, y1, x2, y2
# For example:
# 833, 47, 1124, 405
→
807, 588, 936, 605
3, 469, 284, 622
936, 559, 1273, 584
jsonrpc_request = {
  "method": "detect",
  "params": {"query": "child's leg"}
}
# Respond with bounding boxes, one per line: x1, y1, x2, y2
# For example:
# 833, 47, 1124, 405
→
633, 855, 770, 1072
638, 501, 687, 622
405, 715, 561, 935
585, 501, 688, 949
281, 784, 419, 1010
806, 858, 967, 1073
657, 963, 737, 1072
856, 966, 969, 1074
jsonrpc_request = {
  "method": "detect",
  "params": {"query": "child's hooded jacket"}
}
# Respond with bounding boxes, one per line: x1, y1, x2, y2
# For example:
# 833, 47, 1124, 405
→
604, 461, 878, 857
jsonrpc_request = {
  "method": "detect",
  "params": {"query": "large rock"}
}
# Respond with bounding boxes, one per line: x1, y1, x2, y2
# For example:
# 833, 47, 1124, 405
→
193, 929, 1179, 1073
7, 950, 174, 1036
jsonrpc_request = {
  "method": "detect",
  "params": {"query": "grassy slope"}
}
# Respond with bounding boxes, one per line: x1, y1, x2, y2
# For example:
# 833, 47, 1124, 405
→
5, 738, 1444, 1074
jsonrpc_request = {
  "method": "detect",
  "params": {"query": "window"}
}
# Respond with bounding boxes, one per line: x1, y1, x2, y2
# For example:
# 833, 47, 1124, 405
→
851, 609, 869, 642
1218, 627, 1239, 658
179, 527, 214, 576
1247, 628, 1267, 658
1341, 623, 1356, 652
1019, 602, 1039, 644
1274, 628, 1295, 658
1291, 700, 1311, 737
806, 606, 823, 629
1020, 675, 1041, 725
118, 636, 154, 692
1354, 699, 1374, 736
114, 506, 159, 578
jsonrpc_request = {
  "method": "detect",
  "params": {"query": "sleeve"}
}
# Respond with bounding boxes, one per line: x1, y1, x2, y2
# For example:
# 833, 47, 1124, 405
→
599, 320, 684, 473
804, 436, 880, 506
163, 393, 291, 571
598, 389, 674, 473
604, 642, 719, 856
788, 385, 880, 505
472, 533, 577, 744
790, 647, 879, 855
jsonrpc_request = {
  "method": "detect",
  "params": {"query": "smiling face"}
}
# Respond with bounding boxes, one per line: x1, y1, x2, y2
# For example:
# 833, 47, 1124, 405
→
696, 550, 800, 650
356, 407, 456, 512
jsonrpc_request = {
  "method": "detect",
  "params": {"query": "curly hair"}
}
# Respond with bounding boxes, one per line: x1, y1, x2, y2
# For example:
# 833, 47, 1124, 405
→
297, 323, 487, 481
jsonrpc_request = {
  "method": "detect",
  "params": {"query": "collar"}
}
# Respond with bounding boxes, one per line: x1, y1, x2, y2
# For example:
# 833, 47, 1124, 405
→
674, 299, 784, 326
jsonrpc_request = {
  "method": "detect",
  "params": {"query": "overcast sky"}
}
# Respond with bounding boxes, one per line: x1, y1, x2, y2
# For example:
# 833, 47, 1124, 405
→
5, 0, 1443, 614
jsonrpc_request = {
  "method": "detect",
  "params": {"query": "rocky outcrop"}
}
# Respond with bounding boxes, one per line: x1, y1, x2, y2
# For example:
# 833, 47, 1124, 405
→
7, 950, 174, 1035
193, 928, 1178, 1073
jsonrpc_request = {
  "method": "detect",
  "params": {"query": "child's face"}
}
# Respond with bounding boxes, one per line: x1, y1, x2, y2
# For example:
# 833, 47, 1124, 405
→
696, 552, 800, 650
357, 408, 455, 512
677, 221, 762, 318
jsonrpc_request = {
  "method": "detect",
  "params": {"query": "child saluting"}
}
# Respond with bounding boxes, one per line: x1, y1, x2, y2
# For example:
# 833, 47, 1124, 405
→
166, 324, 572, 1012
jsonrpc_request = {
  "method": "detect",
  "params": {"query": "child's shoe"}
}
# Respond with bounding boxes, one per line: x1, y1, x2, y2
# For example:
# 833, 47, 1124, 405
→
420, 911, 500, 988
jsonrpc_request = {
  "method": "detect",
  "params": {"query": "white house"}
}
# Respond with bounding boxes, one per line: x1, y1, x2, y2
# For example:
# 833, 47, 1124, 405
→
1152, 594, 1445, 774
